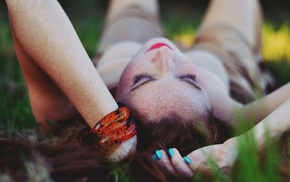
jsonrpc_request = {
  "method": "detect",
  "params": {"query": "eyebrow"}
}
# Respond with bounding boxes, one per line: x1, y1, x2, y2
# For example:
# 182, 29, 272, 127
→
129, 77, 202, 92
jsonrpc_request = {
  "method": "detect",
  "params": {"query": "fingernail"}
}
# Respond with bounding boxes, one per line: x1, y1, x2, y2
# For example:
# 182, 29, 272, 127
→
151, 155, 157, 162
155, 150, 163, 160
168, 148, 174, 157
184, 156, 191, 165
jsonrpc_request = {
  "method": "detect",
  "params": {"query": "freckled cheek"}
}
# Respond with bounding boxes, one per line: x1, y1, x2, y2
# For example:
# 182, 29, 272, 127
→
140, 100, 154, 112
195, 96, 211, 113
119, 67, 135, 87
122, 76, 132, 87
116, 74, 133, 100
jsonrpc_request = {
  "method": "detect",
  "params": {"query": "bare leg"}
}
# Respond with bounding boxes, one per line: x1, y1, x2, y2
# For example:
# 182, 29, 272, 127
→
200, 0, 263, 49
97, 0, 164, 54
193, 0, 274, 103
106, 0, 159, 21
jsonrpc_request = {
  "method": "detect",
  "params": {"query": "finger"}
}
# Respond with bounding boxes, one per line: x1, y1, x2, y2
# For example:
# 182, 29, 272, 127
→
186, 145, 216, 171
152, 150, 177, 175
168, 148, 193, 178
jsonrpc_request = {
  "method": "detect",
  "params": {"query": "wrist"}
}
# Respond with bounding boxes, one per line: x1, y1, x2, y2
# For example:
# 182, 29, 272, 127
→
78, 102, 137, 158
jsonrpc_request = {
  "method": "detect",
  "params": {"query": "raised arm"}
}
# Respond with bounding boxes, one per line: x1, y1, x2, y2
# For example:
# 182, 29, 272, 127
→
234, 83, 290, 127
245, 97, 290, 147
6, 0, 118, 129
155, 97, 290, 176
190, 97, 290, 171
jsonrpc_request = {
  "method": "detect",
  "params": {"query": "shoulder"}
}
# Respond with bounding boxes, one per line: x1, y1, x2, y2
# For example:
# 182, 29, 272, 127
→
199, 67, 236, 123
184, 49, 230, 91
185, 50, 240, 125
96, 41, 142, 89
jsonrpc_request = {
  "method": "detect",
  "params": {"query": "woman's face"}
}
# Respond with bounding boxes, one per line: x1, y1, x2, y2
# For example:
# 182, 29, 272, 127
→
116, 38, 211, 122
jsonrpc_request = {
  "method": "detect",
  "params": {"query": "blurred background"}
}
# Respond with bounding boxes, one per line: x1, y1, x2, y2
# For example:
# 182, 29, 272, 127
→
0, 0, 289, 130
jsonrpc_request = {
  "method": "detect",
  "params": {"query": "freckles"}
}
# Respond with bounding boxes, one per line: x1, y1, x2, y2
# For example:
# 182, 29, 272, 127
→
142, 100, 154, 113
123, 76, 132, 86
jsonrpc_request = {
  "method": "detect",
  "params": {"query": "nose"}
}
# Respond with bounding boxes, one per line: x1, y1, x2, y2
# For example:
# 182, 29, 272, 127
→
151, 47, 175, 73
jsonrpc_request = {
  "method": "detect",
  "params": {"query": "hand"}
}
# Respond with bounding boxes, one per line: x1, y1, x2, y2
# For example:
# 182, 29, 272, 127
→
152, 148, 194, 178
186, 137, 238, 173
153, 137, 238, 177
107, 135, 137, 162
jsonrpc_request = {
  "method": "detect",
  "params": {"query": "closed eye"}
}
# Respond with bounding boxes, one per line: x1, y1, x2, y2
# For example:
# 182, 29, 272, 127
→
133, 73, 153, 85
179, 74, 201, 90
130, 73, 201, 92
179, 74, 197, 82
131, 73, 155, 91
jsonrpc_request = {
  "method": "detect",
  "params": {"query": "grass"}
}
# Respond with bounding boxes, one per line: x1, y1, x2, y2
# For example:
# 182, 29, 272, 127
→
0, 10, 36, 132
232, 122, 283, 182
0, 2, 290, 181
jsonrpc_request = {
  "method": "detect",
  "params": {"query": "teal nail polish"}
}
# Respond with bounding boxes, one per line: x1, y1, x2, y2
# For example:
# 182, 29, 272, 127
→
155, 150, 163, 160
168, 148, 174, 157
151, 155, 157, 162
184, 156, 191, 165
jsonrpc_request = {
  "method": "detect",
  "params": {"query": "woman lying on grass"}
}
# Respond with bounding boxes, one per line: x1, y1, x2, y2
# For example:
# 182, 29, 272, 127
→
2, 0, 290, 181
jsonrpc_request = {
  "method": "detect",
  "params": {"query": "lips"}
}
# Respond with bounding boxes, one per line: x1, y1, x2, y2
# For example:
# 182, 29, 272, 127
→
147, 42, 172, 52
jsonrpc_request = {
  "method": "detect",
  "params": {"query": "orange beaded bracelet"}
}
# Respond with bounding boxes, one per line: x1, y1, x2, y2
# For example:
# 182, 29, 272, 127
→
78, 103, 137, 152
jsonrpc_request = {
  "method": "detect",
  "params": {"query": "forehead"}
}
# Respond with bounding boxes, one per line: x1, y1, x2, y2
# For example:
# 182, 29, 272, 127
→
124, 79, 209, 121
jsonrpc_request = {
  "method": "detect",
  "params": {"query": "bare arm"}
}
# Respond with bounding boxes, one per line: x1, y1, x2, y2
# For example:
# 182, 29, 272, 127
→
186, 84, 290, 172
6, 0, 118, 128
189, 98, 290, 171
158, 98, 290, 175
244, 97, 290, 147
233, 83, 290, 127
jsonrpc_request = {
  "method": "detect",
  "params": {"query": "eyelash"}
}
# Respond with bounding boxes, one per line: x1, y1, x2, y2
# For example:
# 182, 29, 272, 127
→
133, 73, 197, 85
179, 74, 197, 82
133, 73, 153, 85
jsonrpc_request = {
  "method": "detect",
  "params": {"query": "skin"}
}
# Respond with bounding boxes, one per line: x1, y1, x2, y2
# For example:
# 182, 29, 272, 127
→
115, 37, 239, 125
6, 0, 290, 177
116, 38, 212, 122
114, 36, 290, 175
5, 0, 118, 130
114, 0, 290, 176
154, 98, 290, 176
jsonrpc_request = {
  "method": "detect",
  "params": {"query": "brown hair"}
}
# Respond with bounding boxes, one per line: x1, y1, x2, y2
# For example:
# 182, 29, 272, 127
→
134, 111, 232, 156
0, 112, 232, 181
